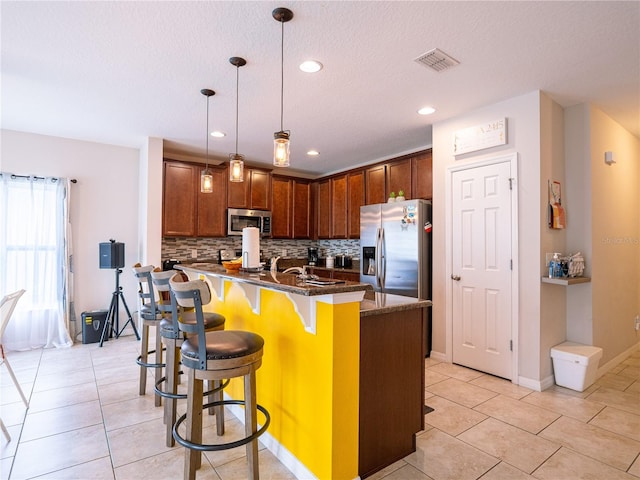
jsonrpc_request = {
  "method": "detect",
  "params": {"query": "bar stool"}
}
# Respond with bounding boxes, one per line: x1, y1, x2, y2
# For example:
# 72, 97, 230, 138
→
170, 277, 270, 480
132, 265, 165, 407
152, 271, 226, 447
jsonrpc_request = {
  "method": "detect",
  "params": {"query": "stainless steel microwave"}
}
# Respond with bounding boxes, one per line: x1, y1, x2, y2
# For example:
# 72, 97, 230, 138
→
227, 208, 272, 236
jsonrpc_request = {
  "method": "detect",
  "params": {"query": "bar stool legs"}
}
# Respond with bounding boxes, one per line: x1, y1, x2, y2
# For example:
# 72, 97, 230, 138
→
138, 320, 163, 407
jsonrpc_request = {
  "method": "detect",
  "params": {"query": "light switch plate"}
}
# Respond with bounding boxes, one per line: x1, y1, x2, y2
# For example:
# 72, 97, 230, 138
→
191, 249, 198, 258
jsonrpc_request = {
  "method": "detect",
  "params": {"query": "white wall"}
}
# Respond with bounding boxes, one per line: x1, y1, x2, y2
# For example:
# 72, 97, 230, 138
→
1, 129, 141, 340
565, 104, 594, 344
433, 91, 560, 386
589, 107, 640, 364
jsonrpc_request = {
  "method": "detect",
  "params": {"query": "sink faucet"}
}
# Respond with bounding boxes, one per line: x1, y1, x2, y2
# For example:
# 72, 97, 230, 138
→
270, 256, 281, 273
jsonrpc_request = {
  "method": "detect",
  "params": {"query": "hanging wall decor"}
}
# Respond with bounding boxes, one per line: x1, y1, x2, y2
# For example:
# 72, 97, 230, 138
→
548, 180, 566, 229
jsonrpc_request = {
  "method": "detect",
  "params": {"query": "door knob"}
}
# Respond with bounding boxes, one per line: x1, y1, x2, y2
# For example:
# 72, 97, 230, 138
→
451, 274, 461, 281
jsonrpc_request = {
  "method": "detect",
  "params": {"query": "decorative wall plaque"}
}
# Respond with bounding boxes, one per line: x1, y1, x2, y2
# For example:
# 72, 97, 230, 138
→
453, 118, 507, 155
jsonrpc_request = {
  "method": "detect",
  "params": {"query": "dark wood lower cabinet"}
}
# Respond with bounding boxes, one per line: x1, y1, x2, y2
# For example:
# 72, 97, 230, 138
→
359, 307, 426, 478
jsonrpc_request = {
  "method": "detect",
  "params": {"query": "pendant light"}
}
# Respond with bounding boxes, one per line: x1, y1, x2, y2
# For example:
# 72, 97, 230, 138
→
200, 88, 215, 193
229, 57, 246, 182
272, 7, 293, 167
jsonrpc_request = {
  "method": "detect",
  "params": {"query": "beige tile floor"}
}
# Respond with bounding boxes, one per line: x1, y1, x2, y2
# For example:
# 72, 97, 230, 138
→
1, 332, 639, 480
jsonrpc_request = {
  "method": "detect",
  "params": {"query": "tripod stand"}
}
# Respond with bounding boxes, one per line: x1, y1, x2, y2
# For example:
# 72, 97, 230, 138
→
100, 268, 140, 347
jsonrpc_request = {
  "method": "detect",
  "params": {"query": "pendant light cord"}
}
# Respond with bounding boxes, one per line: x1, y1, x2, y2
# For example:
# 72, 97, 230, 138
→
280, 18, 284, 131
235, 64, 240, 155
205, 95, 210, 171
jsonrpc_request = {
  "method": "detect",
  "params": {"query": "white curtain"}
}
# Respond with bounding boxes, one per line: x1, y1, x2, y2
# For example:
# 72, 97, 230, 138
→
0, 173, 73, 350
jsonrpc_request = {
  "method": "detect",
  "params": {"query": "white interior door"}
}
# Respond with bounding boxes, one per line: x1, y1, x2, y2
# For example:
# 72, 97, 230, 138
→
452, 161, 512, 379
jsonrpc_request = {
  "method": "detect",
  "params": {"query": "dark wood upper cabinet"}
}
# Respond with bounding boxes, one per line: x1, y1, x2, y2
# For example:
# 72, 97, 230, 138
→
163, 161, 197, 237
271, 175, 311, 239
250, 169, 270, 210
271, 176, 293, 238
197, 166, 227, 237
292, 179, 311, 239
365, 164, 386, 205
227, 168, 271, 210
163, 160, 226, 237
348, 171, 365, 238
331, 175, 348, 239
411, 150, 433, 200
316, 179, 331, 239
386, 158, 412, 200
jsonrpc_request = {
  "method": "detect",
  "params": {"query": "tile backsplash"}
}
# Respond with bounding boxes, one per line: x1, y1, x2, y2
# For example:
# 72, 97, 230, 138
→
162, 237, 360, 262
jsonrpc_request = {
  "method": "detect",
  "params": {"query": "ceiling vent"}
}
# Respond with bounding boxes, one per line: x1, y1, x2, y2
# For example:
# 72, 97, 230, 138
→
414, 48, 460, 72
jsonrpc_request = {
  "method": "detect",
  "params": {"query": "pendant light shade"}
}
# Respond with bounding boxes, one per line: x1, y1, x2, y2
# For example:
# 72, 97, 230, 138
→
200, 88, 215, 193
273, 130, 290, 167
229, 57, 246, 183
272, 7, 293, 167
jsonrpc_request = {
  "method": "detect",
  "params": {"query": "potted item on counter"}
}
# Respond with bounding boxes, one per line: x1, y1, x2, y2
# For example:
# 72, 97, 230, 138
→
388, 192, 396, 203
396, 190, 406, 201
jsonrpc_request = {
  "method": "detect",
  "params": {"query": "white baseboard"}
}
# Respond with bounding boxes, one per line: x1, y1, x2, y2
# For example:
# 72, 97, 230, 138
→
225, 400, 318, 480
518, 374, 555, 392
429, 350, 447, 362
597, 341, 640, 378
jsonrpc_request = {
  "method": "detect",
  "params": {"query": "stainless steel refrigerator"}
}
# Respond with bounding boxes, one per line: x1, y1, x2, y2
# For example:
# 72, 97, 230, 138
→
360, 199, 433, 355
360, 199, 432, 299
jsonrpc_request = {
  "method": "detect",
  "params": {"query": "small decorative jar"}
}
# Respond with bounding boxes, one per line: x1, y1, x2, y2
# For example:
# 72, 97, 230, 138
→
388, 192, 396, 203
396, 190, 406, 202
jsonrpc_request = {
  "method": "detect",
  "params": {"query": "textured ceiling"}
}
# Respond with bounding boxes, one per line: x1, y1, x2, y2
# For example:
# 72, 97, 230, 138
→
2, 1, 639, 176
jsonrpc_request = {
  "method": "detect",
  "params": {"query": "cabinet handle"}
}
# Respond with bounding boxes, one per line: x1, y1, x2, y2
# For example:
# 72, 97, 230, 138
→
451, 274, 461, 281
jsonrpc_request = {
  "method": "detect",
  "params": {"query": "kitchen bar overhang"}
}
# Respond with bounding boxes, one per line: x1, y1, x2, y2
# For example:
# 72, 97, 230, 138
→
175, 263, 430, 479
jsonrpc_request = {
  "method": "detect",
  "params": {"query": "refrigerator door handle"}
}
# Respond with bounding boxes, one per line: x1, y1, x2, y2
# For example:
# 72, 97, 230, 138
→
375, 227, 382, 287
379, 227, 386, 289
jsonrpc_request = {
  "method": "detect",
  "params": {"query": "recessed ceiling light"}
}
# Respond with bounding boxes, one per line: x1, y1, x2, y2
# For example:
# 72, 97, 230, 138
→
299, 60, 323, 73
307, 150, 320, 156
417, 106, 436, 115
211, 131, 226, 138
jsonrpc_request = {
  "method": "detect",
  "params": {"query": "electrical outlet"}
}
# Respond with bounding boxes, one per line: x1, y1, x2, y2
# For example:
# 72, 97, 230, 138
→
191, 249, 197, 259
282, 249, 287, 257
635, 315, 640, 331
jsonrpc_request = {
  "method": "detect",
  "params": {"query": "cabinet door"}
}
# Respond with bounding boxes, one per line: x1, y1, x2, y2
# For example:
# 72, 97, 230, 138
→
411, 150, 433, 200
227, 169, 251, 208
387, 159, 412, 200
365, 164, 386, 205
316, 179, 331, 239
331, 175, 348, 239
163, 162, 197, 237
348, 171, 365, 239
250, 170, 271, 210
197, 166, 227, 237
271, 176, 292, 238
292, 179, 311, 239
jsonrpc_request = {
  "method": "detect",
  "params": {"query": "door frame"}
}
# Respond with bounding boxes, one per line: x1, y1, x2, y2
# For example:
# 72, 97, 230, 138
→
445, 153, 520, 383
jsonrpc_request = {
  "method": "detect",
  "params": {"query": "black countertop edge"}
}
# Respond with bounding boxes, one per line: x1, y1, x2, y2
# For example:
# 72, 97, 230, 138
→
175, 264, 371, 297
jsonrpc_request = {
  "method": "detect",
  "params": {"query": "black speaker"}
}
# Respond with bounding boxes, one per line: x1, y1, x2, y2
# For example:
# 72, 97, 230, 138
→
99, 241, 125, 269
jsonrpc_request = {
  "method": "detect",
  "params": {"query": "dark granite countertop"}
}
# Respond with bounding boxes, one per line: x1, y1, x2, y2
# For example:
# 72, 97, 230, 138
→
360, 290, 432, 317
175, 263, 430, 315
176, 263, 371, 297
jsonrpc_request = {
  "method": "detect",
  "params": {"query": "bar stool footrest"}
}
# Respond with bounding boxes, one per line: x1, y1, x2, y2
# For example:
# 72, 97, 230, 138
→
136, 349, 166, 369
173, 399, 270, 452
154, 376, 230, 400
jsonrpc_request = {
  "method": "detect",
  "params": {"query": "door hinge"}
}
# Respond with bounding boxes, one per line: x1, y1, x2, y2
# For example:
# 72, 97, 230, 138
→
508, 177, 514, 190
510, 340, 513, 351
510, 259, 513, 270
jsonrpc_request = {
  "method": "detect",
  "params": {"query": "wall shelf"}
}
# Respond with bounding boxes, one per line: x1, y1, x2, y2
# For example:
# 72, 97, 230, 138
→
541, 276, 591, 285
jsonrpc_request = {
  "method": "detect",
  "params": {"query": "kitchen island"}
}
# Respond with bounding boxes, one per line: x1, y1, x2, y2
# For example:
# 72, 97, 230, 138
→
176, 264, 430, 479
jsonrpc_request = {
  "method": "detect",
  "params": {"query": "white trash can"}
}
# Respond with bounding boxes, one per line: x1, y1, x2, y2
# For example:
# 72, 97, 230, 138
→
550, 342, 602, 392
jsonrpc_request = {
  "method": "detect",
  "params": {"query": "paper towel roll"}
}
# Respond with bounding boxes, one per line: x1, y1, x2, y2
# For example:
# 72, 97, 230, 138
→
242, 227, 260, 268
